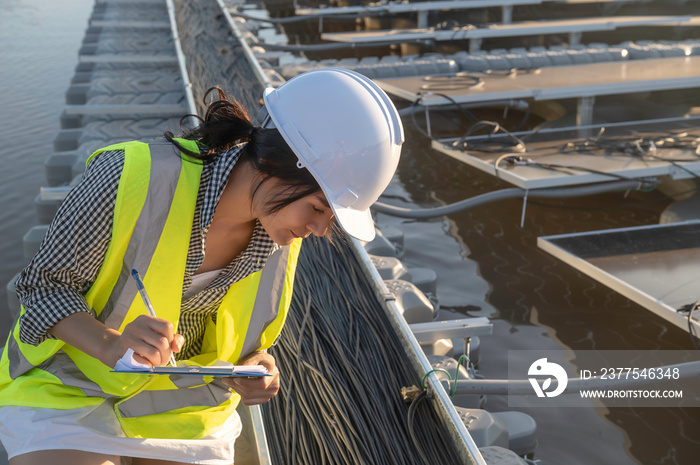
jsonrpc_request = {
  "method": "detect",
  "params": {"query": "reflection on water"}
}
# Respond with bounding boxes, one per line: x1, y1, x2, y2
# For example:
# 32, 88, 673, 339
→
1, 0, 698, 464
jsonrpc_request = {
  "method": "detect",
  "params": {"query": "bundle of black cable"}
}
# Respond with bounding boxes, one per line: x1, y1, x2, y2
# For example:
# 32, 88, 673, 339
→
263, 235, 465, 464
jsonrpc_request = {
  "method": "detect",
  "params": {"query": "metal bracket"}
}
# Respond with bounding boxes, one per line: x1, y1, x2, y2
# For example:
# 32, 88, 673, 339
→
409, 317, 493, 343
501, 5, 513, 24
418, 10, 428, 29
469, 37, 482, 53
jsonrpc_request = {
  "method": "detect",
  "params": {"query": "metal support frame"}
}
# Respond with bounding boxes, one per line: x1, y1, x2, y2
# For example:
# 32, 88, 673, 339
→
409, 318, 493, 343
248, 405, 272, 465
569, 30, 582, 45
322, 15, 692, 45
418, 10, 429, 28
502, 5, 513, 24
425, 106, 432, 138
469, 37, 482, 53
576, 96, 595, 137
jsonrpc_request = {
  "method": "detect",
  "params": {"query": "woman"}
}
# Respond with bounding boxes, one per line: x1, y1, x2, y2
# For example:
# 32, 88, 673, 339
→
0, 68, 403, 464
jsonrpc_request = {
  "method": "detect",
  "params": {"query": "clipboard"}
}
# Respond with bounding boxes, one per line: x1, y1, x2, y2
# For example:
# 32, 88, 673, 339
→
112, 365, 271, 377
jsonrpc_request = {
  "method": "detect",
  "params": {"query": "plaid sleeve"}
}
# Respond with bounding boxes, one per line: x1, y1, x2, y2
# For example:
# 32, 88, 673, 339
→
15, 150, 125, 345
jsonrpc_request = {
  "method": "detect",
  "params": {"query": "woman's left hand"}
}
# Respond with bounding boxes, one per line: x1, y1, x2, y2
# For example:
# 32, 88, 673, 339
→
223, 351, 280, 405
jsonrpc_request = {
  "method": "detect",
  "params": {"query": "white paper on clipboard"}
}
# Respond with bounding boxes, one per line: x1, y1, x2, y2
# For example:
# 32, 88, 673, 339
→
112, 349, 270, 377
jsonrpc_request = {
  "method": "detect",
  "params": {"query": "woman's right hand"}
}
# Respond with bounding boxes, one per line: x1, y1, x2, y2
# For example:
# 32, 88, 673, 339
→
115, 314, 184, 367
50, 312, 184, 368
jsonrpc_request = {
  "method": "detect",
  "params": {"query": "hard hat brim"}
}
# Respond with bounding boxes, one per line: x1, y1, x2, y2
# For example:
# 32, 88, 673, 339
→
331, 203, 376, 242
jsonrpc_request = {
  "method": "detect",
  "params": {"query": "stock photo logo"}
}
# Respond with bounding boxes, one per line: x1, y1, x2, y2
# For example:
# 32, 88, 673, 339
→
528, 358, 568, 398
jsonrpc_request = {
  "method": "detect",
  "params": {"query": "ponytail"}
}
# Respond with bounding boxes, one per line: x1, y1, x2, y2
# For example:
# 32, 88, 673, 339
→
176, 86, 256, 160
170, 86, 329, 225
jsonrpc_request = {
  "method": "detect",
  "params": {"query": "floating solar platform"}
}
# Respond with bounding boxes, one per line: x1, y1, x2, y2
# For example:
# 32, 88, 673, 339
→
538, 221, 700, 335
377, 56, 700, 107
296, 1, 679, 31
297, 0, 654, 17
297, 0, 543, 28
431, 117, 700, 189
376, 55, 700, 190
297, 0, 541, 16
321, 16, 692, 50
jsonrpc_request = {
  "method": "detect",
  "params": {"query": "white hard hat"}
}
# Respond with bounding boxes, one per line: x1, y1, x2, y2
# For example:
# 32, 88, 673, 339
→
262, 68, 404, 241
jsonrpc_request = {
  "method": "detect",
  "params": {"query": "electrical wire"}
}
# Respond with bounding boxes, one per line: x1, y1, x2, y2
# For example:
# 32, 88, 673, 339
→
689, 300, 700, 352
409, 94, 488, 142
420, 354, 471, 397
559, 129, 700, 180
262, 236, 466, 464
411, 94, 700, 184
403, 100, 531, 155
678, 297, 700, 352
384, 100, 698, 222
408, 69, 537, 146
406, 391, 432, 465
499, 155, 635, 181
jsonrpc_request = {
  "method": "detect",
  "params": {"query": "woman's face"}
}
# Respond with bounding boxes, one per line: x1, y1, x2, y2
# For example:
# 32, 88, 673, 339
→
257, 187, 335, 246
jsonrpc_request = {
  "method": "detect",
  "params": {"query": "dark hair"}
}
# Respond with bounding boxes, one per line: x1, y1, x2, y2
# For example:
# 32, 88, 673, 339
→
171, 86, 324, 217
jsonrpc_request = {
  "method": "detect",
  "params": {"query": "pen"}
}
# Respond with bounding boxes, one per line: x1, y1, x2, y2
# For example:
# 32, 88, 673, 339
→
131, 269, 178, 367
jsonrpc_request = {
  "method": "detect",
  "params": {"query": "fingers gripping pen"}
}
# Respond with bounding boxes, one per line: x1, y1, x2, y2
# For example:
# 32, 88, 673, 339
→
131, 269, 178, 367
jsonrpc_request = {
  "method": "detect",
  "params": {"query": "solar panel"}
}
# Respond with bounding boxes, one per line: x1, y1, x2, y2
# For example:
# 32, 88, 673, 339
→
539, 221, 700, 334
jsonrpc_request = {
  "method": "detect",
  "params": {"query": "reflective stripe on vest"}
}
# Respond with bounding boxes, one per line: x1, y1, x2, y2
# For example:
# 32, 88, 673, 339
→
114, 245, 293, 419
97, 142, 186, 330
116, 380, 232, 419
6, 334, 35, 380
241, 244, 292, 357
5, 336, 108, 398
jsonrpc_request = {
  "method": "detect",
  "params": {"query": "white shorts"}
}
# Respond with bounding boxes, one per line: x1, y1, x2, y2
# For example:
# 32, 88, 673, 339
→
0, 400, 242, 464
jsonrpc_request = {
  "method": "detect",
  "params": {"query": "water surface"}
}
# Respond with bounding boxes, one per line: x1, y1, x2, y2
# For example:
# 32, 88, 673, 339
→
0, 0, 93, 335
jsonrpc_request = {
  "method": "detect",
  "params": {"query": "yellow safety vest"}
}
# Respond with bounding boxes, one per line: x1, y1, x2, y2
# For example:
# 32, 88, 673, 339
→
0, 139, 301, 440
